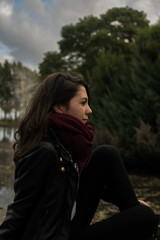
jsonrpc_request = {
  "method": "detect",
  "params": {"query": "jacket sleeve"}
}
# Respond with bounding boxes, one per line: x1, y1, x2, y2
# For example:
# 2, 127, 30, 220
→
0, 146, 58, 240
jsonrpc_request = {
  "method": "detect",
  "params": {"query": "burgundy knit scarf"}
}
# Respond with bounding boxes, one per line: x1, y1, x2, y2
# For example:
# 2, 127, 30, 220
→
48, 113, 94, 175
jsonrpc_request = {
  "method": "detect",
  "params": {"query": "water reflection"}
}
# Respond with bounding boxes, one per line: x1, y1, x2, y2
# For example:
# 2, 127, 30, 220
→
0, 187, 14, 208
0, 127, 15, 207
0, 127, 15, 143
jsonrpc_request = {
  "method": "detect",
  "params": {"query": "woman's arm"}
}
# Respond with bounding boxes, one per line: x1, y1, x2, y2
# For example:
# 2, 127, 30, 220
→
0, 146, 58, 240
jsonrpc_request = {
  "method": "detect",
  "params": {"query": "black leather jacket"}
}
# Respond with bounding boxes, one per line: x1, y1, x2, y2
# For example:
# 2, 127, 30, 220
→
0, 128, 78, 240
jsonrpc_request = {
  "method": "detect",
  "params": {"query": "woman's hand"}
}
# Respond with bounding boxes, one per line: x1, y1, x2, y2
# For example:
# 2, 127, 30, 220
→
139, 200, 150, 207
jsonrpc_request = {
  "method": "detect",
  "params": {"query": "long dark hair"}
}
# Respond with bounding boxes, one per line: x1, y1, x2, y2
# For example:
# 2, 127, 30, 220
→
13, 72, 90, 162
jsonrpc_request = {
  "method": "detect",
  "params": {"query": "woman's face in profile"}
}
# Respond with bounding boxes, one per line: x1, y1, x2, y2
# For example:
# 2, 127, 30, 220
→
61, 85, 92, 124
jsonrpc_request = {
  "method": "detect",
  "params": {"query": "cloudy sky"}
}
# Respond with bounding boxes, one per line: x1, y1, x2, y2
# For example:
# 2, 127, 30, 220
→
0, 0, 159, 71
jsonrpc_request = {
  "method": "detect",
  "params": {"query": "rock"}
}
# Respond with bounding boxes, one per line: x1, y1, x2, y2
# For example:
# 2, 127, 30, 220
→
0, 208, 6, 224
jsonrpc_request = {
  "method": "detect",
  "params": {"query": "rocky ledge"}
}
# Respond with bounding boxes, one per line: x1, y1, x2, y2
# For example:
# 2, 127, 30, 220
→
0, 208, 6, 224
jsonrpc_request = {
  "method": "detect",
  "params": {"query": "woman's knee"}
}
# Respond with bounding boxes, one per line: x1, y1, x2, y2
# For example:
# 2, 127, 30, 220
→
93, 144, 122, 165
94, 144, 118, 157
135, 205, 157, 233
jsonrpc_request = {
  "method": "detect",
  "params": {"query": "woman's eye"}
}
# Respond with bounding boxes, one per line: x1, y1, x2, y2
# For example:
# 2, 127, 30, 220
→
81, 101, 86, 106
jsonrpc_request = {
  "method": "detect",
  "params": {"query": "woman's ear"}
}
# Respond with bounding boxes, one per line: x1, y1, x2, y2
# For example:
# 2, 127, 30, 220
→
53, 104, 64, 113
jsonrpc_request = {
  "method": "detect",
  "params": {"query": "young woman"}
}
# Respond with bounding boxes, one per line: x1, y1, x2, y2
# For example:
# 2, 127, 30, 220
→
0, 72, 158, 240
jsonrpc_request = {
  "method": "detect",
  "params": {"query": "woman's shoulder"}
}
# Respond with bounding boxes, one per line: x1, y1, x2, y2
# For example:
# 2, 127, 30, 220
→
16, 141, 58, 172
22, 141, 57, 161
39, 140, 56, 153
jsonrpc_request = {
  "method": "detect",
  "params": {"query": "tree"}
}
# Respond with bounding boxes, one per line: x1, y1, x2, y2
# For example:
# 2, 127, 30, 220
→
39, 7, 150, 85
87, 50, 129, 100
100, 7, 149, 42
128, 58, 160, 132
92, 56, 160, 164
58, 15, 100, 58
39, 51, 67, 79
57, 7, 149, 73
136, 24, 160, 62
0, 60, 13, 103
0, 60, 14, 120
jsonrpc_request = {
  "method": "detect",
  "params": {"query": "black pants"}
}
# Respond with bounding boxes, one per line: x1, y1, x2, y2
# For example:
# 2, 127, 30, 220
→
69, 145, 157, 240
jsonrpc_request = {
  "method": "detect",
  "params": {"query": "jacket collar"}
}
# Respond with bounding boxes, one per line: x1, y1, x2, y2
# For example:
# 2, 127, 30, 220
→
46, 127, 74, 164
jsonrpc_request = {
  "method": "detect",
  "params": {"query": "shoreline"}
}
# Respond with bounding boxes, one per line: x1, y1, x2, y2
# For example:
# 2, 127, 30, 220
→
0, 120, 19, 128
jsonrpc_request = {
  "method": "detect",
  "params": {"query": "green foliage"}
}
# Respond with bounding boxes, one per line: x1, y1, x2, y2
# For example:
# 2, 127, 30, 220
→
100, 7, 149, 42
0, 60, 13, 104
136, 25, 160, 62
93, 55, 160, 167
39, 51, 67, 79
87, 50, 128, 99
128, 58, 160, 130
58, 15, 101, 71
56, 7, 148, 75
59, 15, 100, 56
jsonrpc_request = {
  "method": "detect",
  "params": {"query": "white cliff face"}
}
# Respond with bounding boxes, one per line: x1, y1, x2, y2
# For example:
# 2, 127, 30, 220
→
13, 64, 39, 117
0, 63, 39, 120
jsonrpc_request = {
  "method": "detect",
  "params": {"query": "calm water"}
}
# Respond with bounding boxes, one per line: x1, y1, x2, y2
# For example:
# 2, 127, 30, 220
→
0, 127, 15, 208
0, 127, 160, 225
0, 127, 15, 143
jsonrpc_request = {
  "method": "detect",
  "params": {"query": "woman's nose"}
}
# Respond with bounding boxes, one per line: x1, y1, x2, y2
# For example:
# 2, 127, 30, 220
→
86, 105, 92, 115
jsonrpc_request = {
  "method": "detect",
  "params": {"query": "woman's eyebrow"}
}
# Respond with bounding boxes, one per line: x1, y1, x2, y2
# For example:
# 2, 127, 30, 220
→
80, 97, 88, 100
